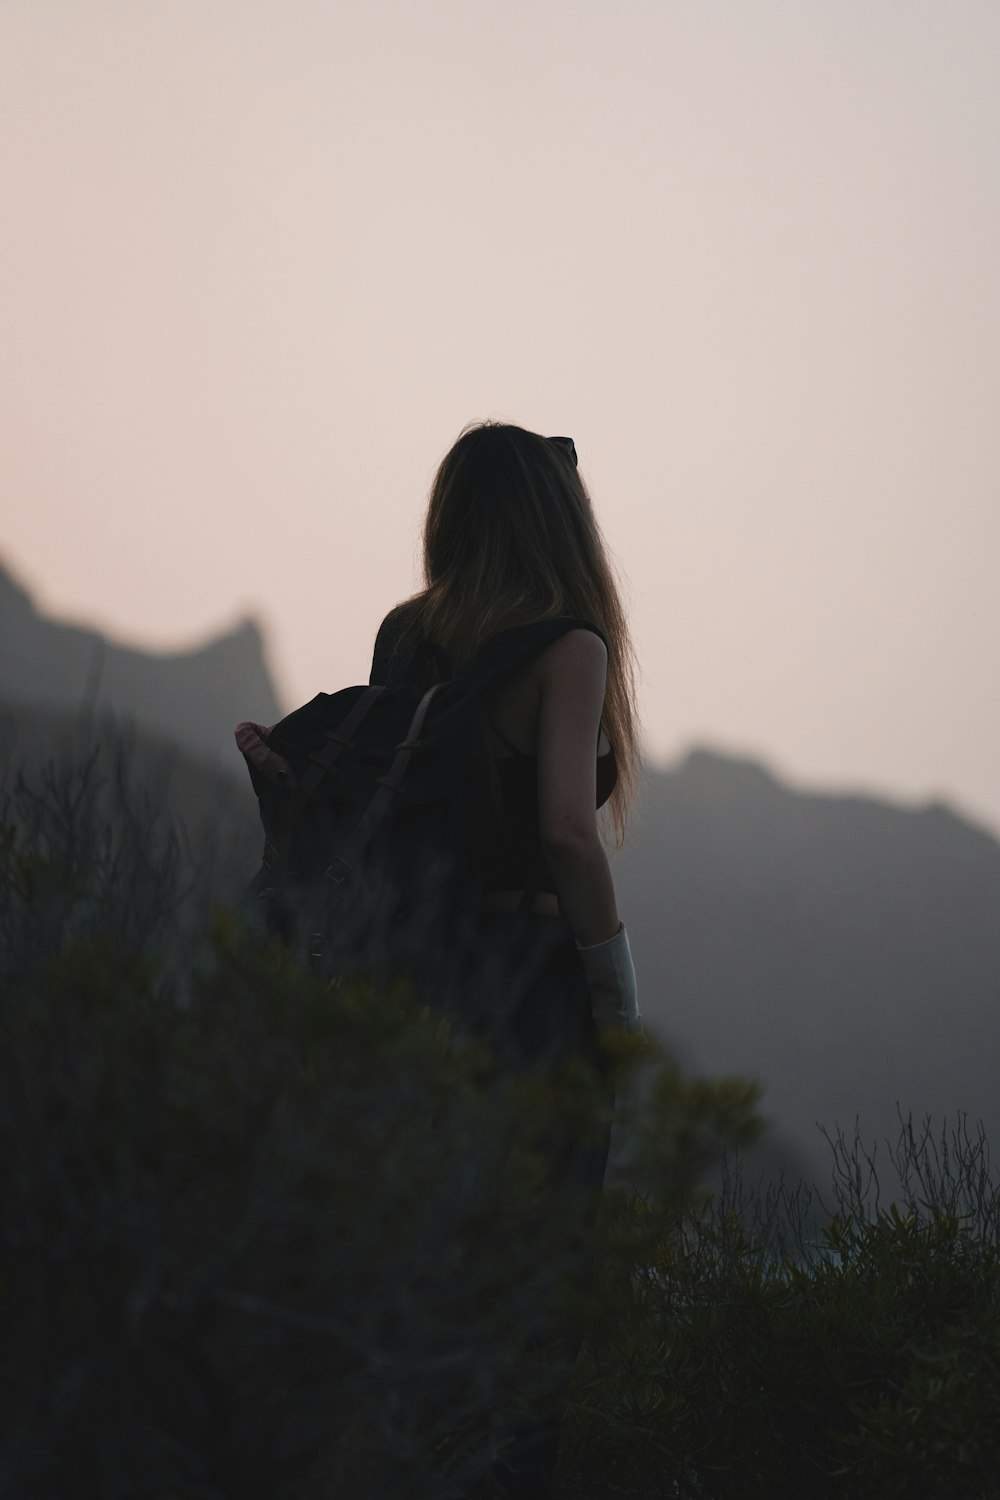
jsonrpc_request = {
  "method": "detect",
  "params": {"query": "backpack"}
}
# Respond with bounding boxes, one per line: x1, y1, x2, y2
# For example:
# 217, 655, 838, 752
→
234, 617, 594, 985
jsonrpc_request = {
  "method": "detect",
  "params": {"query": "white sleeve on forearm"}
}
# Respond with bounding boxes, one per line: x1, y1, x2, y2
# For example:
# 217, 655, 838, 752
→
575, 922, 641, 1032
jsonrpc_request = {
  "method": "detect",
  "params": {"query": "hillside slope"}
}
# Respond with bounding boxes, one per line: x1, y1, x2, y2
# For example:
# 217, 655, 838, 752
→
615, 749, 1000, 1187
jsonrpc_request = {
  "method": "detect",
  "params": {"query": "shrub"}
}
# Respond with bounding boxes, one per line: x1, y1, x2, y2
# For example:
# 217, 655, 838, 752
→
0, 746, 758, 1499
15, 745, 997, 1499
564, 1118, 1000, 1498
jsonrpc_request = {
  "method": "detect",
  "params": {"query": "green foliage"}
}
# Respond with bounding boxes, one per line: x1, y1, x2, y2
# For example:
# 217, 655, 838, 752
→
564, 1127, 1000, 1499
1, 900, 597, 1497
4, 749, 1000, 1499
2, 751, 742, 1499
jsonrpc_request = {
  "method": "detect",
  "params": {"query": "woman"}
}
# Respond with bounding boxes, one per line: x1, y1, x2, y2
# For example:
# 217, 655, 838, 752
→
369, 421, 640, 1498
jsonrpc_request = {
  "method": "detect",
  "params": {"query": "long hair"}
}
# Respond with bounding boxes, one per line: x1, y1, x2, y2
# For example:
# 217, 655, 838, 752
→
398, 421, 639, 842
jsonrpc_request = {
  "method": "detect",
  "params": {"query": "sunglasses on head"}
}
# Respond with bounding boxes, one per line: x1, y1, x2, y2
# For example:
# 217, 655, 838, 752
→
547, 435, 578, 467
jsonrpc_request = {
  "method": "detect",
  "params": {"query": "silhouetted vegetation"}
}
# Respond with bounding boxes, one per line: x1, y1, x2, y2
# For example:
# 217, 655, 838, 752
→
567, 1110, 1000, 1499
1, 744, 998, 1498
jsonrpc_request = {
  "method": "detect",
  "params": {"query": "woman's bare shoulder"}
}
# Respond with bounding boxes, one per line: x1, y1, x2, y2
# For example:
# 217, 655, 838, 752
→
533, 628, 608, 741
536, 626, 608, 682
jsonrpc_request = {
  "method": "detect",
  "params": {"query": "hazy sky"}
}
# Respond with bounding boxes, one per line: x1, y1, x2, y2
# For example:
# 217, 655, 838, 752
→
3, 0, 999, 834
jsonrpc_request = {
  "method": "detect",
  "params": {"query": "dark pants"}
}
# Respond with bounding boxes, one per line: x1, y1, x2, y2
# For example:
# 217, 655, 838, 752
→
446, 913, 615, 1500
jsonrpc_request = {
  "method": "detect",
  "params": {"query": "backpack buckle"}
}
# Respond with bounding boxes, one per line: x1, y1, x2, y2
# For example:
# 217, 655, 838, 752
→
326, 856, 352, 886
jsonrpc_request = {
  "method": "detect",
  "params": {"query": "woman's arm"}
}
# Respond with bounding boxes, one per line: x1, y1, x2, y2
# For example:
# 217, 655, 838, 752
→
535, 629, 620, 947
537, 628, 641, 1031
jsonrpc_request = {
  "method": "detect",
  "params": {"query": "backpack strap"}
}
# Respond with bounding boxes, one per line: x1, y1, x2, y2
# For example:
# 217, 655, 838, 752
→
297, 686, 386, 803
325, 683, 441, 886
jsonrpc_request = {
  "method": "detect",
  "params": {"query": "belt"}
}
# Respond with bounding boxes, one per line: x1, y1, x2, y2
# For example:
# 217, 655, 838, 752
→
479, 889, 561, 917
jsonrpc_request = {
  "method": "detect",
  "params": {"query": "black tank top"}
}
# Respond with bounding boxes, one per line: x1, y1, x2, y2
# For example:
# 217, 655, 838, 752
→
482, 719, 617, 895
369, 604, 618, 895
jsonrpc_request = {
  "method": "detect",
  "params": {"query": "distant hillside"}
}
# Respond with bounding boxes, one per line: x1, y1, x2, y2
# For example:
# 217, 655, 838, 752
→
0, 558, 284, 768
615, 749, 1000, 1190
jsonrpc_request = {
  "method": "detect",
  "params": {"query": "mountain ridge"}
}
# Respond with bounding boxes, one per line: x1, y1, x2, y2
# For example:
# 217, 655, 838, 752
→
0, 557, 284, 766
